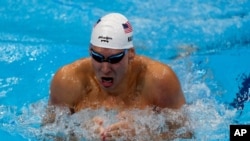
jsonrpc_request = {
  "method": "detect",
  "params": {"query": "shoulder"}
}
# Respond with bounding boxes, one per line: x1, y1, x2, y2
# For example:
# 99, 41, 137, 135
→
138, 56, 186, 109
53, 58, 92, 84
134, 56, 174, 79
49, 58, 92, 107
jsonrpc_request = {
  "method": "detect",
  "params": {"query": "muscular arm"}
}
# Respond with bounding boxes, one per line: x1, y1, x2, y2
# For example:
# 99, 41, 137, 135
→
142, 58, 185, 109
50, 66, 83, 108
160, 66, 193, 139
147, 62, 193, 139
155, 65, 185, 109
42, 66, 81, 125
43, 60, 88, 125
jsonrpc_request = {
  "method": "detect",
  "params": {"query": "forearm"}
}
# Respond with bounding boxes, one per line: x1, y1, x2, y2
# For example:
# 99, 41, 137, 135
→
41, 104, 71, 126
42, 105, 56, 126
157, 129, 193, 140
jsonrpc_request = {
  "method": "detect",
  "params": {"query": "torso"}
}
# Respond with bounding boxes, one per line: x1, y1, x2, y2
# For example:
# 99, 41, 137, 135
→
52, 55, 178, 113
71, 56, 154, 112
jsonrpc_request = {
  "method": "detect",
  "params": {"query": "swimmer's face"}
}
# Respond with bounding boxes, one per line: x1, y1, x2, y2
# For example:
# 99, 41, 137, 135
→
90, 45, 134, 91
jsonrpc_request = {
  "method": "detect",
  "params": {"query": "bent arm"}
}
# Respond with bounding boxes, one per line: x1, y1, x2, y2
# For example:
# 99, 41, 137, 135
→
42, 66, 84, 125
152, 65, 185, 109
153, 66, 193, 139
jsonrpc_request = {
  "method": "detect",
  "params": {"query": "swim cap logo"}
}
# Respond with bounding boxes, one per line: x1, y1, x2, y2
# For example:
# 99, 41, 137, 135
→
128, 36, 133, 42
122, 21, 132, 33
98, 36, 112, 43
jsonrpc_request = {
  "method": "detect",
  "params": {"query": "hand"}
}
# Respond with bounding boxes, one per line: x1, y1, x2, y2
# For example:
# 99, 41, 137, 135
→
101, 120, 135, 141
91, 117, 105, 135
89, 112, 136, 141
101, 112, 136, 141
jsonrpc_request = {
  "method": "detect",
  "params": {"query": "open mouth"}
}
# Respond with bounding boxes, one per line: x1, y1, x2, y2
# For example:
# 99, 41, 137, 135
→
101, 77, 114, 88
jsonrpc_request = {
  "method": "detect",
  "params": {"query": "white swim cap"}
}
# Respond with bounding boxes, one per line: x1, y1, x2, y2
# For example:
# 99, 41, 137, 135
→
90, 13, 133, 49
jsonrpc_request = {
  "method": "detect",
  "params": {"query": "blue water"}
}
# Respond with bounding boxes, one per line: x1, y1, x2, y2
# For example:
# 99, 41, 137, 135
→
1, 0, 250, 140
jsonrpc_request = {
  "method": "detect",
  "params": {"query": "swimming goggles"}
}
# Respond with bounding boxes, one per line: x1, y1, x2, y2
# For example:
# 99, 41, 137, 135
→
90, 49, 128, 64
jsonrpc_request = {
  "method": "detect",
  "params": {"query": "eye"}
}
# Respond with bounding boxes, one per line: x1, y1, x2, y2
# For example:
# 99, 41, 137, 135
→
90, 49, 105, 63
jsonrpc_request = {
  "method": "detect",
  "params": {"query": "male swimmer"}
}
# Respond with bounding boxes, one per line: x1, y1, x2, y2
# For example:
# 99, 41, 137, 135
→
44, 13, 193, 140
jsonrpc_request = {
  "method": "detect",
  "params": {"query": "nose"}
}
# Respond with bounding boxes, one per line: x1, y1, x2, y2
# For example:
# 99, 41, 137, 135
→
101, 62, 111, 74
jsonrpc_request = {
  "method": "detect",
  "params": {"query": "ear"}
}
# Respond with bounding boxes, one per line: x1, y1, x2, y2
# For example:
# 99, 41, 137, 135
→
128, 48, 136, 60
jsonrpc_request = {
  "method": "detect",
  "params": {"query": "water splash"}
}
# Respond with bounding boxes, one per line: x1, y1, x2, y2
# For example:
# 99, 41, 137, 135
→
0, 97, 237, 140
1, 0, 249, 140
0, 77, 21, 98
0, 33, 48, 63
39, 106, 193, 140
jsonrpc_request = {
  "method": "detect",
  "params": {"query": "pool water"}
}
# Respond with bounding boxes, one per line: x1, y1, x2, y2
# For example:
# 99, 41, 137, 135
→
1, 0, 250, 140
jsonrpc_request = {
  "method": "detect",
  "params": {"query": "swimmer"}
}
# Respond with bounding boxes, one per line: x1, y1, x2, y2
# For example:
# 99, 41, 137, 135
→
43, 13, 193, 140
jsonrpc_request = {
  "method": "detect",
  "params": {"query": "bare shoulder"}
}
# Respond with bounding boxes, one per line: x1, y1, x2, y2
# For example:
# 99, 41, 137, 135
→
137, 56, 185, 109
49, 58, 92, 108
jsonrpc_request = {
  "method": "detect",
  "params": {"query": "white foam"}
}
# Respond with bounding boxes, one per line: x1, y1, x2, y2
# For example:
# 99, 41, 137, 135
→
38, 106, 192, 140
0, 33, 48, 63
0, 77, 21, 98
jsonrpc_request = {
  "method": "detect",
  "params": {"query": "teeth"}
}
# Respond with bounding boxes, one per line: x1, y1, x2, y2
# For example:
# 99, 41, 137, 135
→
101, 77, 113, 87
102, 77, 113, 82
103, 79, 111, 82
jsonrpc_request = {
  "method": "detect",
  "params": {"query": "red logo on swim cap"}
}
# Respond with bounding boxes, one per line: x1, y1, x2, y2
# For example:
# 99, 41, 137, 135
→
122, 21, 132, 34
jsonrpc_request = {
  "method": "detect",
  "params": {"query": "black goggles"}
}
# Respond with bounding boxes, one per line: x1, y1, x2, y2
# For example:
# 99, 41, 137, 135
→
90, 49, 128, 64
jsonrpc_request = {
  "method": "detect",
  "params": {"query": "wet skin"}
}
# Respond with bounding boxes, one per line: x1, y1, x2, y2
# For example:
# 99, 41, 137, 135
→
47, 45, 189, 140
